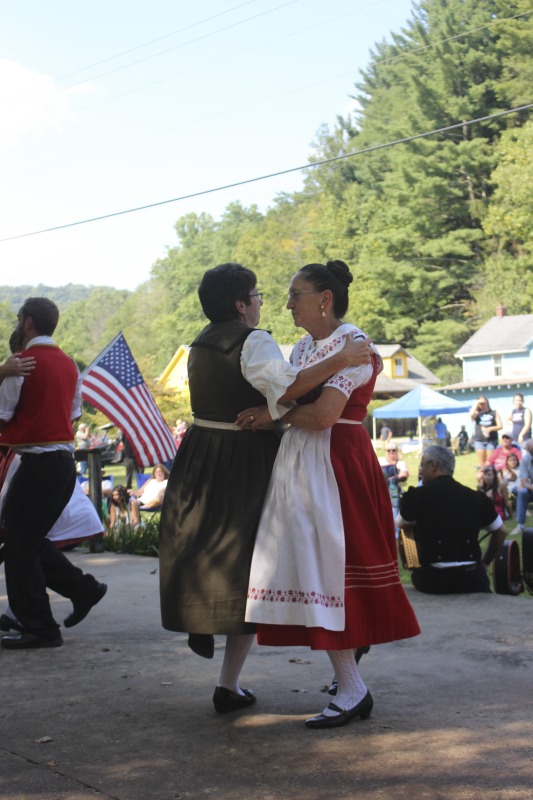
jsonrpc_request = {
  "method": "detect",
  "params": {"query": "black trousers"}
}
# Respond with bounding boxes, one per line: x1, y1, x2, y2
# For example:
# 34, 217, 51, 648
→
411, 563, 491, 594
4, 451, 96, 640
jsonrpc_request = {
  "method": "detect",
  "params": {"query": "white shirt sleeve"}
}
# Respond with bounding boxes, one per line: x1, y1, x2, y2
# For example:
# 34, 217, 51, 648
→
0, 375, 24, 421
486, 515, 503, 531
241, 330, 300, 419
71, 369, 83, 421
322, 339, 379, 398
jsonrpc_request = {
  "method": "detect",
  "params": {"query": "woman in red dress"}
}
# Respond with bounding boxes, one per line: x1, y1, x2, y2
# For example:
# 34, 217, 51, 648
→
239, 260, 420, 729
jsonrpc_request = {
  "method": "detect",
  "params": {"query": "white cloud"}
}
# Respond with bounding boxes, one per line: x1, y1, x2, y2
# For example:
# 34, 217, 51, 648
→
0, 59, 92, 149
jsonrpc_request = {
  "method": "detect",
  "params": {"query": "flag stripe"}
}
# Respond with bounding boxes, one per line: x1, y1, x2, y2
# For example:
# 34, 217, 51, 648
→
83, 372, 162, 464
81, 333, 176, 468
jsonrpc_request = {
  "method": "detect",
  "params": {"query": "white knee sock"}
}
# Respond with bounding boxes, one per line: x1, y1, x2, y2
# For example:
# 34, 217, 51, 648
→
218, 634, 255, 695
322, 649, 367, 715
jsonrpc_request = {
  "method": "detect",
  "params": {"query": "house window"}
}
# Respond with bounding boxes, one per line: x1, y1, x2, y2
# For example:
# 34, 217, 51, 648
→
394, 357, 404, 377
493, 355, 502, 377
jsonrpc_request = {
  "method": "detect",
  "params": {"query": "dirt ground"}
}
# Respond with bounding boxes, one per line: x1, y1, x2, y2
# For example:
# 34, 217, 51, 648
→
1, 551, 532, 800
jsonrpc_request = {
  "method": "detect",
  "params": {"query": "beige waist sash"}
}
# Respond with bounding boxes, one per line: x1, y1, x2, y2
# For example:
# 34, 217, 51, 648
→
193, 417, 280, 431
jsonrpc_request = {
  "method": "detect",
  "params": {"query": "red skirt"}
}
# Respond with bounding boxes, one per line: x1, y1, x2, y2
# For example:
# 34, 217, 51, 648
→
256, 424, 420, 650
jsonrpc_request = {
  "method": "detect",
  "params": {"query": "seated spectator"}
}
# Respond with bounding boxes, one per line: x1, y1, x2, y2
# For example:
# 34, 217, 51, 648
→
457, 426, 469, 455
500, 452, 520, 498
487, 433, 521, 473
476, 464, 510, 521
172, 419, 189, 448
397, 445, 507, 594
107, 485, 140, 530
515, 439, 533, 533
129, 463, 169, 509
75, 422, 91, 475
378, 442, 409, 533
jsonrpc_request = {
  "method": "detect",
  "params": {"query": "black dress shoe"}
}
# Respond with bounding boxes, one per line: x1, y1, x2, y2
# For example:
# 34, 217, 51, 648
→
188, 633, 215, 659
213, 686, 256, 714
0, 613, 25, 633
64, 582, 107, 628
305, 691, 373, 729
1, 633, 63, 649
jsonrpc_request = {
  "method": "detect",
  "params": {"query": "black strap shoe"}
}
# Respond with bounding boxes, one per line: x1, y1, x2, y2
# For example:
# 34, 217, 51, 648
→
305, 691, 373, 729
1, 633, 63, 649
213, 686, 256, 713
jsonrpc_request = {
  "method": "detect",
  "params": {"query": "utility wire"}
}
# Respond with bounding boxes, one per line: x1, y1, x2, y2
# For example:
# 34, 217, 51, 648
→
12, 7, 530, 158
2, 103, 531, 244
6, 0, 301, 111
4, 0, 262, 101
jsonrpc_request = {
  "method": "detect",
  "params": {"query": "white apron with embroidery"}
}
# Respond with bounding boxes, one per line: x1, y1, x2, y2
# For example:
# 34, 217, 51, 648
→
245, 323, 375, 631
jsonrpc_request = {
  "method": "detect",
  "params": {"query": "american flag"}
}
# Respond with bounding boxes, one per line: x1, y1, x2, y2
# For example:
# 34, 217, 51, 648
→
82, 333, 176, 468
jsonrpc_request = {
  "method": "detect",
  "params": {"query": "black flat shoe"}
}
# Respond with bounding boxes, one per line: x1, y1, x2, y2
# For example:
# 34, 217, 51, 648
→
213, 686, 256, 714
1, 633, 63, 650
64, 582, 107, 628
0, 613, 25, 633
305, 691, 373, 729
188, 633, 215, 659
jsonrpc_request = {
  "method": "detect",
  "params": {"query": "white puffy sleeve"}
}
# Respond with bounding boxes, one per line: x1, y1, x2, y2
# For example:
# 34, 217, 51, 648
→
240, 330, 299, 419
322, 339, 382, 399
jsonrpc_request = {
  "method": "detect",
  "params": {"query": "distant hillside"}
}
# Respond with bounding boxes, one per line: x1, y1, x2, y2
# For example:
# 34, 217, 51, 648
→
0, 284, 118, 310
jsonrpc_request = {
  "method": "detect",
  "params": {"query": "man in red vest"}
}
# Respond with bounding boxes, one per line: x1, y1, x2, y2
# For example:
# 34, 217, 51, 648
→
0, 298, 107, 649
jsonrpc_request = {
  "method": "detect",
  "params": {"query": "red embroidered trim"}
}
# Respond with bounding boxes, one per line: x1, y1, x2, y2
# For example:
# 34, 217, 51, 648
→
325, 373, 355, 396
247, 587, 344, 608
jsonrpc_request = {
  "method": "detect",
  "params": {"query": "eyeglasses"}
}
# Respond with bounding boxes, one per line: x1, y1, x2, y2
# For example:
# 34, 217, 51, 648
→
386, 449, 397, 453
249, 292, 263, 300
287, 290, 320, 301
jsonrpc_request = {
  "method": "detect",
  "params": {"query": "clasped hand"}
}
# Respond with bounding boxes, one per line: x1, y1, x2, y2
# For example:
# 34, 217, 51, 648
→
235, 405, 272, 431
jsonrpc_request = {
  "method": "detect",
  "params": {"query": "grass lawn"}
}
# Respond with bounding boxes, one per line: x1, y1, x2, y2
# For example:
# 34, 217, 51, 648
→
95, 448, 531, 598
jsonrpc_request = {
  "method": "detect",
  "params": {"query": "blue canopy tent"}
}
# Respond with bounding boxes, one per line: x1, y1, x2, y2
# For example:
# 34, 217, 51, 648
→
373, 384, 471, 450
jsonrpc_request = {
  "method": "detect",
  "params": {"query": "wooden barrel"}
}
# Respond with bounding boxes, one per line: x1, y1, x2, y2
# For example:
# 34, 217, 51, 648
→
492, 539, 524, 595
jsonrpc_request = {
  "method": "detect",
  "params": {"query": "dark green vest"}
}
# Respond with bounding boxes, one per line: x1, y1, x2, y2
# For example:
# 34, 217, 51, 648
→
188, 321, 267, 422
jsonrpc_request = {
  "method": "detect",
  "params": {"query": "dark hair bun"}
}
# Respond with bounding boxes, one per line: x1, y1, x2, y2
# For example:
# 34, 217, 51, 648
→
326, 260, 353, 287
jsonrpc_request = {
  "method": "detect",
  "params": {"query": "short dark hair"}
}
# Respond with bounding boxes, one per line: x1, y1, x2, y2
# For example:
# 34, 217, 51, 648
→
198, 263, 257, 323
20, 297, 59, 336
298, 260, 353, 317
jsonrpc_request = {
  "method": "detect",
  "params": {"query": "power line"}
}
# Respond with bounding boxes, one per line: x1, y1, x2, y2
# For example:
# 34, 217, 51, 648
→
4, 0, 263, 101
6, 0, 301, 111
14, 6, 530, 171
2, 103, 531, 244
369, 10, 531, 72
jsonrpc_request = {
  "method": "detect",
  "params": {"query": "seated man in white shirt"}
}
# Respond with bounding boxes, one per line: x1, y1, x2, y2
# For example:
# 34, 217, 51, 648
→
397, 446, 507, 594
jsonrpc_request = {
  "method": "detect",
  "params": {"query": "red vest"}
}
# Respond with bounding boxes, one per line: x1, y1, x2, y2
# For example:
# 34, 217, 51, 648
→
0, 344, 78, 447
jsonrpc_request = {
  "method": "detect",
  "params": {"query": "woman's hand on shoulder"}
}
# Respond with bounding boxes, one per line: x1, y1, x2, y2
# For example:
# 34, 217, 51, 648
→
235, 405, 272, 431
0, 353, 36, 379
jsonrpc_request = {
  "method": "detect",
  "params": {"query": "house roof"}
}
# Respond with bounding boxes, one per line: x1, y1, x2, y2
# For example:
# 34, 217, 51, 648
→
440, 375, 533, 392
455, 314, 533, 358
373, 344, 403, 358
158, 345, 190, 384
374, 348, 439, 394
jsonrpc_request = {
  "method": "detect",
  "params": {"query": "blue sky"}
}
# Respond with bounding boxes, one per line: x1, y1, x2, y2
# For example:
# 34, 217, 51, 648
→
0, 0, 415, 289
